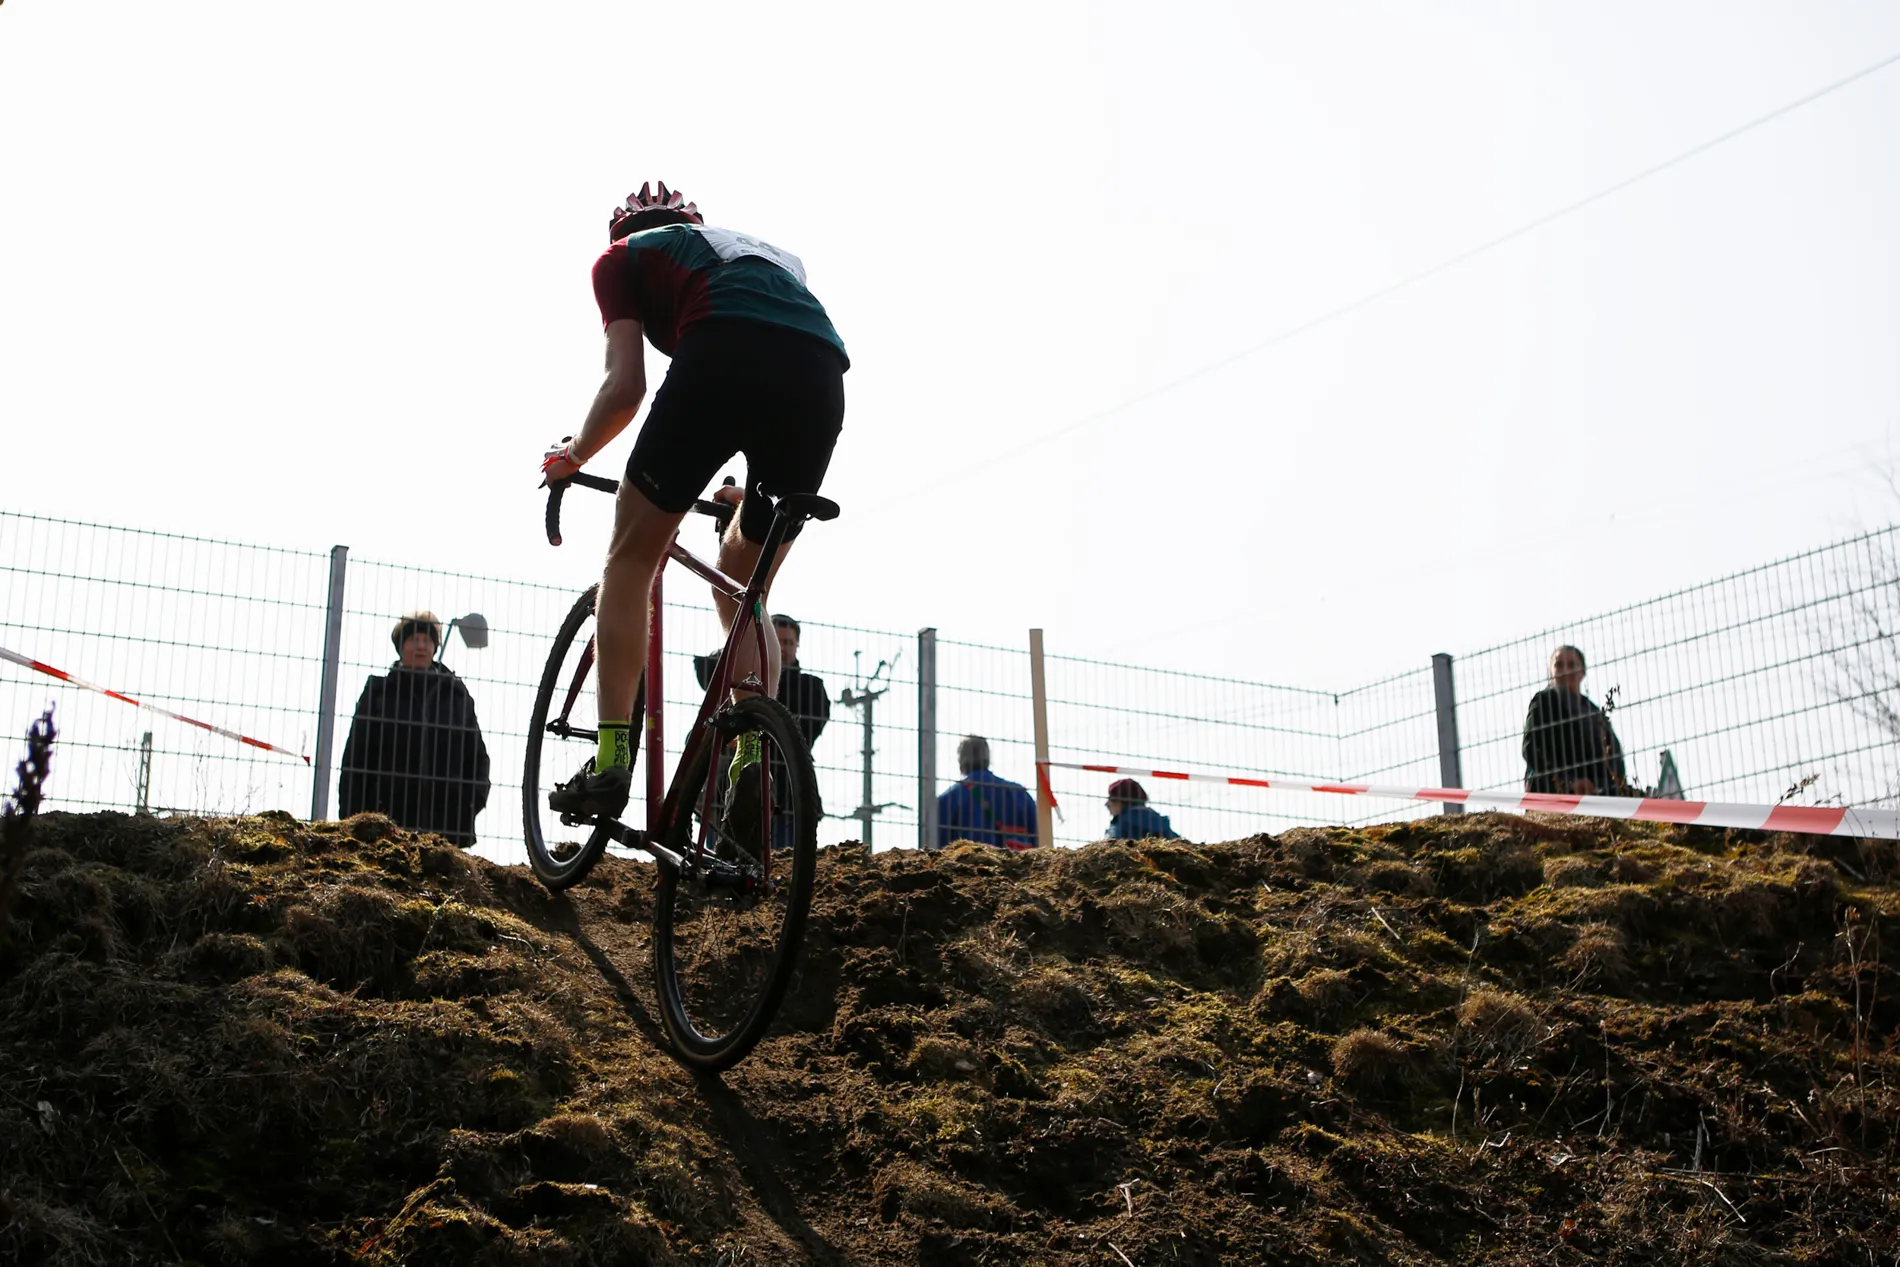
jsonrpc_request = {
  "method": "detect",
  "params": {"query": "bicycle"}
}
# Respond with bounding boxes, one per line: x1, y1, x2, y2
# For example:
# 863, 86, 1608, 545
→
523, 471, 837, 1070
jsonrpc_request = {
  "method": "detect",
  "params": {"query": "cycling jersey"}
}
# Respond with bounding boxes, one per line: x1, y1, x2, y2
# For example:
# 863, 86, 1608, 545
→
592, 224, 849, 367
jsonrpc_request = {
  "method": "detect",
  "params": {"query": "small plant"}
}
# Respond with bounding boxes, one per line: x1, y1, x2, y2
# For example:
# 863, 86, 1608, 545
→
0, 707, 57, 955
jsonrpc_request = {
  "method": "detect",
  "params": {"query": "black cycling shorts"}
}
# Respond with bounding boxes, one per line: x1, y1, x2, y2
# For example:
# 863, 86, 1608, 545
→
625, 319, 846, 543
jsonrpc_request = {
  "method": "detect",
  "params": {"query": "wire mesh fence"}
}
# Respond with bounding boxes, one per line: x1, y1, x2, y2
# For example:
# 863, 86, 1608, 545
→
1036, 650, 1346, 847
3, 509, 1896, 860
1445, 525, 1900, 816
0, 513, 329, 819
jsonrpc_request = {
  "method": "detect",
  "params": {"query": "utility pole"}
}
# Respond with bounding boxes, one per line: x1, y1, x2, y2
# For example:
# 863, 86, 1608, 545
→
136, 731, 153, 815
838, 650, 899, 848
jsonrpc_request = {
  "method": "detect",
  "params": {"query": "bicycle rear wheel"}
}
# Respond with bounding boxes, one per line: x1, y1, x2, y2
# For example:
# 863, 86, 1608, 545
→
652, 694, 819, 1071
522, 585, 644, 889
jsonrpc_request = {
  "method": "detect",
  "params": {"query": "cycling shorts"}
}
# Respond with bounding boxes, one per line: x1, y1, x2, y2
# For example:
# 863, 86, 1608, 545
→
625, 318, 846, 543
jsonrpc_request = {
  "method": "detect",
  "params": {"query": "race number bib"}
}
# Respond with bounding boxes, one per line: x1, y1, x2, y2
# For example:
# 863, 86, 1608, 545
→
694, 226, 808, 286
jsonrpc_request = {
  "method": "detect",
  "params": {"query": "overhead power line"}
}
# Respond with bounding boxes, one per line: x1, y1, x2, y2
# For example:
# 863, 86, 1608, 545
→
894, 47, 1900, 503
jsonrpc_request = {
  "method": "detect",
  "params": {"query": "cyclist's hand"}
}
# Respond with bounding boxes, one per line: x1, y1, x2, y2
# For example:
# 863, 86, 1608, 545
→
541, 437, 585, 484
711, 482, 744, 508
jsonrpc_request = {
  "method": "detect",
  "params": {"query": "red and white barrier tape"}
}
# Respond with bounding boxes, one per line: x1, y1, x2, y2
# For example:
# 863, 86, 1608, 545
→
1, 645, 310, 765
1039, 759, 1900, 841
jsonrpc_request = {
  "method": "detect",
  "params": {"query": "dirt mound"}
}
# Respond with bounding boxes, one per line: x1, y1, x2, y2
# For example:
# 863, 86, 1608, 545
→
2, 810, 1897, 1264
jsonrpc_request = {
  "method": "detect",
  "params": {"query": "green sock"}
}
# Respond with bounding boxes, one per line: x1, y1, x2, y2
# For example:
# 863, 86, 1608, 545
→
597, 721, 634, 772
728, 731, 761, 783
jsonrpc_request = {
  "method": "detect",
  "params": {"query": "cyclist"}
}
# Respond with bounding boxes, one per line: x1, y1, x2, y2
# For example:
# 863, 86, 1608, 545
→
540, 182, 848, 819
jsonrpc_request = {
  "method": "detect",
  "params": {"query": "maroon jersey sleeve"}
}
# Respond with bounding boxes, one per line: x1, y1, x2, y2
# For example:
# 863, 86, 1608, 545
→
591, 244, 640, 328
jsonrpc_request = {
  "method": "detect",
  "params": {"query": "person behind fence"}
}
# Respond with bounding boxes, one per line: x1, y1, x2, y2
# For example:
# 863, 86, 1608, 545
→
1522, 644, 1630, 796
339, 611, 492, 846
1103, 777, 1179, 841
694, 613, 830, 850
936, 735, 1040, 851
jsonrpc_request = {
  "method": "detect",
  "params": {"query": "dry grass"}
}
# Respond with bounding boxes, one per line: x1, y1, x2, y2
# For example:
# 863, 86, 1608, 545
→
1295, 967, 1356, 1017
3, 809, 1896, 1265
1457, 988, 1542, 1065
1543, 855, 1603, 889
1563, 921, 1631, 984
1330, 1027, 1418, 1089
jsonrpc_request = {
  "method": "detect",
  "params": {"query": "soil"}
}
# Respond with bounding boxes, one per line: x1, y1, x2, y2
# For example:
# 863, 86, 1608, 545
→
2, 809, 1897, 1265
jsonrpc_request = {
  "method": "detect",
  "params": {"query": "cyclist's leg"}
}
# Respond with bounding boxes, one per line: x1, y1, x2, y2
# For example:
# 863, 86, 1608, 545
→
596, 483, 686, 721
713, 504, 793, 700
554, 332, 736, 812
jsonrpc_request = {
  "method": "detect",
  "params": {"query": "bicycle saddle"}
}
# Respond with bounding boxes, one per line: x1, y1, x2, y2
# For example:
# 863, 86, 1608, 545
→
775, 494, 840, 522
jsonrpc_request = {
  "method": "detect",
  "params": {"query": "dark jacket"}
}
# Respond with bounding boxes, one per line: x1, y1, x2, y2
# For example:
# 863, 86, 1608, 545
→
937, 769, 1040, 850
693, 653, 831, 748
339, 662, 491, 846
1108, 804, 1179, 840
1522, 686, 1628, 795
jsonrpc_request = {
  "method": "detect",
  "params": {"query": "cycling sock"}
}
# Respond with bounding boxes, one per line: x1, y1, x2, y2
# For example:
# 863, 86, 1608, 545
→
597, 721, 634, 772
727, 731, 761, 784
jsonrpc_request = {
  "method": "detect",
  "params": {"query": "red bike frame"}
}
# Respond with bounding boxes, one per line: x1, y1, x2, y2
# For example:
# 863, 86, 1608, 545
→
645, 530, 776, 869
545, 479, 782, 877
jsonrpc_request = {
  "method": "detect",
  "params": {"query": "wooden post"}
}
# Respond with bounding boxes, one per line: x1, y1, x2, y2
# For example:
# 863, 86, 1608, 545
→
1029, 628, 1054, 849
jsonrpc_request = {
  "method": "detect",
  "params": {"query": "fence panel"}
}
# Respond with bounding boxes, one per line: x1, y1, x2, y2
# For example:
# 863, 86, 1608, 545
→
5, 510, 1896, 855
0, 513, 328, 817
1447, 526, 1900, 814
1038, 649, 1348, 846
1337, 666, 1442, 826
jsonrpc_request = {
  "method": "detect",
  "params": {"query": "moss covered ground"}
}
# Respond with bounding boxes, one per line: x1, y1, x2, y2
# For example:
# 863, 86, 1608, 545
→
1, 809, 1896, 1264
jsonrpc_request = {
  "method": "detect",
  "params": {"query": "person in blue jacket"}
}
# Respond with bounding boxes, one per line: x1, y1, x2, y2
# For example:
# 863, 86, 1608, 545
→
936, 735, 1040, 850
1104, 778, 1179, 841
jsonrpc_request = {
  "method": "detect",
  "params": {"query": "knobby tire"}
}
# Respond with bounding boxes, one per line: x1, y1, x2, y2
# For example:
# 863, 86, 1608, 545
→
522, 585, 644, 889
651, 695, 819, 1071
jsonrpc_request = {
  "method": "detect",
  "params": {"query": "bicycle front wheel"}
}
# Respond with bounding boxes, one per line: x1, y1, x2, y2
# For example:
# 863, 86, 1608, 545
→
652, 694, 819, 1071
522, 585, 643, 889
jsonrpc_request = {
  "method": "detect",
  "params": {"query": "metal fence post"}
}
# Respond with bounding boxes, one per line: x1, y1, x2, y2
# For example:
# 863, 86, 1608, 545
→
1431, 652, 1463, 814
917, 627, 937, 850
310, 545, 349, 821
1029, 628, 1054, 848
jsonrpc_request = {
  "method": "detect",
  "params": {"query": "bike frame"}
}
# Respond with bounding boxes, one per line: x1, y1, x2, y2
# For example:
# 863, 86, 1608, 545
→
548, 476, 792, 878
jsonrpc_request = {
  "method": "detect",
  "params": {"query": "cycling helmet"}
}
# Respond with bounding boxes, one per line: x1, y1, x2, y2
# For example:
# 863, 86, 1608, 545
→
608, 181, 703, 240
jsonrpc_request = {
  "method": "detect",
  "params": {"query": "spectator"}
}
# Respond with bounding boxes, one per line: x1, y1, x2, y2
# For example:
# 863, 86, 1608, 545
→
693, 614, 830, 747
770, 615, 830, 749
1103, 777, 1180, 840
339, 611, 491, 846
694, 614, 829, 851
1522, 644, 1629, 796
936, 735, 1040, 851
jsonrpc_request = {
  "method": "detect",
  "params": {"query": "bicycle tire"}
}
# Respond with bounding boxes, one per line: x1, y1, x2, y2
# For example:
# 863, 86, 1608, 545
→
522, 585, 643, 890
651, 694, 819, 1071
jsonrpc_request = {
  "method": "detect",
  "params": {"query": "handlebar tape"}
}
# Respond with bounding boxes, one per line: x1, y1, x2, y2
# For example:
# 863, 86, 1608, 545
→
546, 471, 732, 547
545, 480, 569, 546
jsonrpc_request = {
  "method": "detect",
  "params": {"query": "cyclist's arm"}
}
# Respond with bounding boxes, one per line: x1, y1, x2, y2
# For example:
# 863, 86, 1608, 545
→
571, 319, 647, 464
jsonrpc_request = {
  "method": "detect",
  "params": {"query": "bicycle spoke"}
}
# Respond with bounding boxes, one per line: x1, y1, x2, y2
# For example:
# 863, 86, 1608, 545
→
653, 697, 818, 1068
523, 586, 635, 888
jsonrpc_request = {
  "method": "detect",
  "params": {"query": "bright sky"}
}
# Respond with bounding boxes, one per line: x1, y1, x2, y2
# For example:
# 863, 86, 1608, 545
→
3, 1, 1898, 691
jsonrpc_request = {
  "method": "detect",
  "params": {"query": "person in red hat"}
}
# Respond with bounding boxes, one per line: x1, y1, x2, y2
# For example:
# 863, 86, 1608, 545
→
1104, 778, 1179, 841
